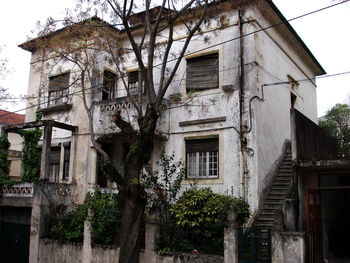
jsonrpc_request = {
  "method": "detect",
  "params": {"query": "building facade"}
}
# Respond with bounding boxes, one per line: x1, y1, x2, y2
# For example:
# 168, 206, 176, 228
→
4, 0, 346, 262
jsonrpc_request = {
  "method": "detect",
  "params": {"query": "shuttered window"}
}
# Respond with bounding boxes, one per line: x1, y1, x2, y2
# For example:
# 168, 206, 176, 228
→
186, 53, 218, 91
186, 138, 219, 179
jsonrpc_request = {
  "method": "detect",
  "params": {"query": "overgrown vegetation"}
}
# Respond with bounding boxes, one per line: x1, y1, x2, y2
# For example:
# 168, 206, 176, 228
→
159, 187, 250, 255
18, 108, 42, 182
49, 189, 122, 244
0, 135, 13, 194
142, 148, 184, 222
18, 128, 42, 182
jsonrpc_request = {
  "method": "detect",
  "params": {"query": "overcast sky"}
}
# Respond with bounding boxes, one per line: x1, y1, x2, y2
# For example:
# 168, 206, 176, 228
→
0, 0, 349, 117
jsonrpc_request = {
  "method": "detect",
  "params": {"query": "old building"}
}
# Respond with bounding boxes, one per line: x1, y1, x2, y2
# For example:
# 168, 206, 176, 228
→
2, 0, 348, 262
0, 109, 24, 180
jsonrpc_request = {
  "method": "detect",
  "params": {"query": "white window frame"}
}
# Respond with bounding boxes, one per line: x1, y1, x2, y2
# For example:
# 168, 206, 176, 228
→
186, 138, 219, 179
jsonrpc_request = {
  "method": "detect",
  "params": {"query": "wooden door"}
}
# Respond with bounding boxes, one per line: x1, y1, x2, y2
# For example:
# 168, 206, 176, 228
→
307, 190, 323, 263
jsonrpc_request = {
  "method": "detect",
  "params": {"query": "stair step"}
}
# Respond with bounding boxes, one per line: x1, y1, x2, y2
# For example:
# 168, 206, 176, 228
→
254, 223, 273, 228
274, 182, 291, 186
265, 195, 285, 200
265, 198, 284, 203
275, 176, 292, 179
269, 191, 288, 196
261, 204, 280, 209
277, 171, 292, 174
270, 185, 289, 190
257, 218, 274, 223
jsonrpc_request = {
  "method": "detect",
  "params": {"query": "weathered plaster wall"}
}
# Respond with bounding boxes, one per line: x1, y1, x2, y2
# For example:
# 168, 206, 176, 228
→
272, 231, 306, 263
242, 5, 321, 210
39, 239, 82, 263
23, 1, 322, 214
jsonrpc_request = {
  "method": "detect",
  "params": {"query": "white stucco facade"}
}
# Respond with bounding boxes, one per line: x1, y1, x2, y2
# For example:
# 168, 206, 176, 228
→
22, 0, 324, 211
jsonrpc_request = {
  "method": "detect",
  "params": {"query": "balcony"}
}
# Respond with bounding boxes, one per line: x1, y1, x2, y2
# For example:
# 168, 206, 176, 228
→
2, 182, 34, 198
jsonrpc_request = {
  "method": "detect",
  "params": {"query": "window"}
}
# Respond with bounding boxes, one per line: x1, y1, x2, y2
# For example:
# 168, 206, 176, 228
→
42, 142, 71, 182
48, 72, 70, 106
62, 142, 71, 180
102, 70, 117, 100
128, 70, 145, 96
186, 53, 218, 92
49, 147, 60, 182
186, 138, 219, 179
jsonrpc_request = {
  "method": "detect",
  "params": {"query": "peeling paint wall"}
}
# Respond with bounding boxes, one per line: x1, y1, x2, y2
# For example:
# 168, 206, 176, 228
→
23, 1, 322, 216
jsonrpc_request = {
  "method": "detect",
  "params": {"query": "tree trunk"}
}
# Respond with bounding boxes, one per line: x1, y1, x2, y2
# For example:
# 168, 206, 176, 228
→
116, 108, 159, 263
118, 192, 146, 263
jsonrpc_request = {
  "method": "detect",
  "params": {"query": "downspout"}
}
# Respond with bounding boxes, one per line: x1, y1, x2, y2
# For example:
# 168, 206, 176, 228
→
238, 9, 248, 200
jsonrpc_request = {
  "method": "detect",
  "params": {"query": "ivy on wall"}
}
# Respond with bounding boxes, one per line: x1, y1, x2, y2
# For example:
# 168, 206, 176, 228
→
0, 135, 13, 191
19, 108, 43, 182
18, 128, 42, 182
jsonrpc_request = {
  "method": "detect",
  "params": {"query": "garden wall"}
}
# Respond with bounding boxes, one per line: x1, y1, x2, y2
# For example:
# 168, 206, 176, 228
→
38, 239, 223, 263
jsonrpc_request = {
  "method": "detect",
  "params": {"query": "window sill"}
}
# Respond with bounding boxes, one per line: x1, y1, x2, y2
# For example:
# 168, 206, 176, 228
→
182, 178, 223, 185
41, 103, 73, 114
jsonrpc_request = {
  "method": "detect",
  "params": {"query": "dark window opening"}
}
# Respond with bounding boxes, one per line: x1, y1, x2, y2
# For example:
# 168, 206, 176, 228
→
128, 70, 146, 96
49, 147, 60, 182
291, 93, 297, 109
48, 72, 70, 106
63, 142, 70, 180
97, 143, 111, 188
186, 53, 218, 92
186, 138, 219, 179
102, 70, 117, 100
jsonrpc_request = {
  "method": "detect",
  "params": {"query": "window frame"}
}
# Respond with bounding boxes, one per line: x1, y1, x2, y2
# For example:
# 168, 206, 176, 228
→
49, 146, 61, 183
185, 137, 219, 179
48, 72, 70, 106
127, 70, 146, 96
102, 70, 117, 100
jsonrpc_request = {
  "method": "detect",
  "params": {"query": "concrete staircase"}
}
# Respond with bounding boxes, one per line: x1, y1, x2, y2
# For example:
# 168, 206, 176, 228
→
255, 149, 293, 229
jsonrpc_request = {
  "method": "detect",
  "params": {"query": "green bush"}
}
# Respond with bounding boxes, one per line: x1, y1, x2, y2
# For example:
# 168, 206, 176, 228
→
159, 187, 250, 255
171, 187, 250, 228
49, 189, 122, 244
0, 135, 13, 191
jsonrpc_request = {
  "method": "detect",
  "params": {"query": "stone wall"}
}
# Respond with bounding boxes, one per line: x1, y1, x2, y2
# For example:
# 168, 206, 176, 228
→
272, 231, 306, 263
38, 240, 223, 263
39, 239, 82, 263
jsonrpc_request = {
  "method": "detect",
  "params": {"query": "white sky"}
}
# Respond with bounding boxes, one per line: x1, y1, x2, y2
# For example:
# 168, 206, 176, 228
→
0, 0, 349, 117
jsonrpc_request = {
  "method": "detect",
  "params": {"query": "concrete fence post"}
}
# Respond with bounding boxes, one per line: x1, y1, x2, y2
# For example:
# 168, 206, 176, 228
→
224, 209, 238, 263
82, 207, 94, 263
144, 208, 160, 263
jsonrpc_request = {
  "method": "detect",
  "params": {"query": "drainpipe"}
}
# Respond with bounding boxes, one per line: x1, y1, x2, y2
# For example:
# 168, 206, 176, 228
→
238, 9, 248, 200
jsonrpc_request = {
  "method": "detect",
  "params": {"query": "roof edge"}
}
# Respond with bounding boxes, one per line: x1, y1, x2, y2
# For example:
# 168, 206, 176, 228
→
265, 0, 326, 76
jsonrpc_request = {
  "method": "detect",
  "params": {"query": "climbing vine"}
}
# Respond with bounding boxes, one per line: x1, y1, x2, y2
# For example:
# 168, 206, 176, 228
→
19, 108, 43, 182
0, 135, 13, 192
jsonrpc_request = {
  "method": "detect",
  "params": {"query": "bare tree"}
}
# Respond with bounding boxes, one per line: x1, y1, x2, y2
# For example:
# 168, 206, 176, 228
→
0, 45, 11, 105
28, 0, 213, 261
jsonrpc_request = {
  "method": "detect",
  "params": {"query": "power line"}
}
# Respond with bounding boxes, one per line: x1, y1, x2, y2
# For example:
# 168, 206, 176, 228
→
1, 0, 349, 118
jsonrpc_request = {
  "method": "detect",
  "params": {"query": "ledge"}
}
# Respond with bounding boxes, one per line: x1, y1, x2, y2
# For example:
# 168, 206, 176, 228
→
41, 103, 73, 114
179, 116, 226, 127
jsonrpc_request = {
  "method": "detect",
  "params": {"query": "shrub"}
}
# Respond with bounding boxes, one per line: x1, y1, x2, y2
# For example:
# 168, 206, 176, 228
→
0, 135, 13, 193
49, 189, 122, 244
159, 187, 250, 255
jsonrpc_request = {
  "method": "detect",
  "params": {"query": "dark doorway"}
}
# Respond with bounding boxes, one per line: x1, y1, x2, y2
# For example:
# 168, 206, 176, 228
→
0, 206, 32, 263
322, 189, 350, 260
307, 190, 323, 263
